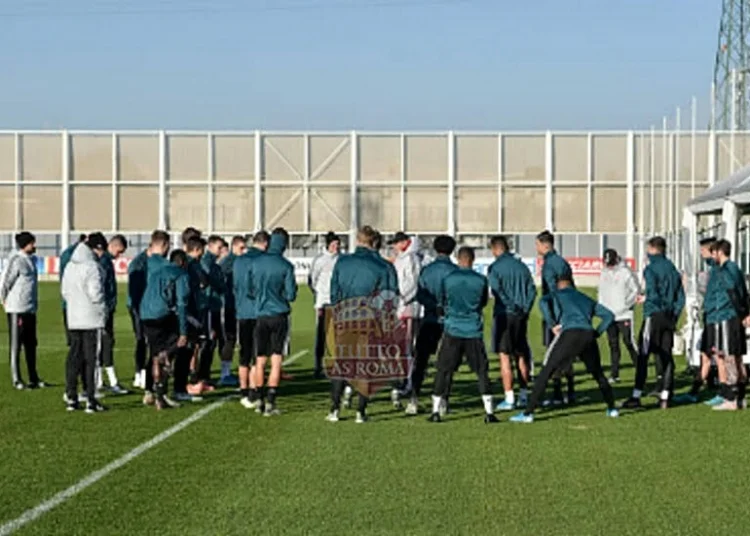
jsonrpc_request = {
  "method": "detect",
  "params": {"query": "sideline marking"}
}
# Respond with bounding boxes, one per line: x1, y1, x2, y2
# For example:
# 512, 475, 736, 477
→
0, 397, 229, 536
282, 349, 309, 367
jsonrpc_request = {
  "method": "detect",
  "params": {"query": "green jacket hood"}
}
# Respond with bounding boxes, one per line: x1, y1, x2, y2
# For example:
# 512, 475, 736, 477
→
269, 233, 287, 255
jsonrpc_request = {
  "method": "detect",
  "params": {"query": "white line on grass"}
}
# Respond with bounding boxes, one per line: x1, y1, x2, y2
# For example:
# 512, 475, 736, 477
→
0, 397, 229, 536
282, 349, 309, 367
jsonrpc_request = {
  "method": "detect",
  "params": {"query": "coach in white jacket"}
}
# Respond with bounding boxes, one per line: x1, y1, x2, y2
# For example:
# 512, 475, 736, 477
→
62, 233, 108, 412
0, 232, 42, 390
309, 232, 340, 378
387, 232, 422, 406
598, 248, 641, 383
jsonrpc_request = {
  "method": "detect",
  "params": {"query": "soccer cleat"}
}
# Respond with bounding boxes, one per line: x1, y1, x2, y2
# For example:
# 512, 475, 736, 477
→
495, 400, 515, 412
484, 413, 499, 424
355, 411, 368, 424
27, 380, 47, 389
606, 408, 620, 418
704, 395, 725, 407
263, 405, 281, 417
154, 397, 167, 411
162, 395, 181, 408
66, 401, 79, 412
13, 381, 25, 391
673, 393, 699, 405
439, 398, 449, 418
219, 375, 239, 388
109, 384, 129, 396
255, 402, 265, 414
391, 388, 402, 409
608, 377, 620, 385
85, 401, 107, 414
621, 397, 642, 410
516, 399, 528, 409
427, 413, 442, 423
564, 394, 576, 405
240, 397, 256, 410
142, 392, 155, 406
509, 412, 534, 424
173, 392, 201, 403
713, 400, 738, 411
405, 399, 419, 416
133, 373, 143, 390
326, 410, 340, 422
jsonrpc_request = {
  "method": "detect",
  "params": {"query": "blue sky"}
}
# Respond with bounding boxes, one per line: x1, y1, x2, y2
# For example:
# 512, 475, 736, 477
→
0, 0, 720, 130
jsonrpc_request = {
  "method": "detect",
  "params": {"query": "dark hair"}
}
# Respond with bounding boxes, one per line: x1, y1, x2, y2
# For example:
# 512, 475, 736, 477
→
252, 230, 270, 245
457, 246, 475, 263
372, 231, 383, 250
699, 237, 717, 247
325, 231, 341, 247
170, 249, 188, 266
647, 236, 667, 253
231, 235, 246, 247
207, 234, 224, 246
181, 227, 202, 245
150, 230, 170, 246
110, 234, 128, 249
77, 233, 87, 243
15, 232, 35, 250
86, 232, 108, 251
185, 236, 207, 253
490, 235, 510, 252
603, 248, 618, 266
714, 239, 732, 257
536, 230, 554, 246
433, 235, 456, 255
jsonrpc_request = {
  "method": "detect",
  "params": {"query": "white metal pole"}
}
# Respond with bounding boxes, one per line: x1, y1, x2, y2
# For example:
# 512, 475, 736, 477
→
400, 134, 406, 231
303, 134, 310, 233
207, 133, 214, 233
731, 68, 737, 173
158, 131, 167, 231
626, 131, 635, 259
587, 133, 593, 233
650, 126, 655, 235
13, 133, 20, 233
671, 107, 680, 233
349, 131, 358, 248
638, 133, 645, 234
111, 133, 118, 232
545, 131, 553, 230
447, 131, 456, 236
661, 118, 667, 233
691, 96, 697, 198
497, 133, 503, 232
710, 81, 717, 130
61, 130, 71, 250
254, 131, 262, 231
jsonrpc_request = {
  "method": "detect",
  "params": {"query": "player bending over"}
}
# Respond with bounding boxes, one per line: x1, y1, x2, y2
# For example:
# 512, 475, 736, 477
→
510, 274, 618, 423
429, 246, 498, 424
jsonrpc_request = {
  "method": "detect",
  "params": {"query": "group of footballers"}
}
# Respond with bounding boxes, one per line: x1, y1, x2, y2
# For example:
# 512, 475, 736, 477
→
2, 220, 749, 421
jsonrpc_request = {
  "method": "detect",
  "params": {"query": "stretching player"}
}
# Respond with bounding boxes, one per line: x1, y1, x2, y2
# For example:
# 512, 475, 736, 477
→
702, 240, 749, 411
488, 235, 536, 411
406, 235, 457, 415
510, 274, 618, 423
249, 228, 297, 416
536, 230, 577, 404
217, 235, 246, 387
234, 231, 269, 409
309, 231, 341, 379
597, 248, 640, 383
622, 236, 685, 410
140, 250, 190, 410
327, 226, 397, 423
429, 246, 497, 424
96, 234, 129, 395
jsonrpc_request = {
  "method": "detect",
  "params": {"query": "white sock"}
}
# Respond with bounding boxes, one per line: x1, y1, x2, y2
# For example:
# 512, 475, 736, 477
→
504, 390, 515, 404
95, 367, 103, 389
632, 389, 642, 399
660, 389, 670, 401
221, 361, 231, 378
344, 385, 353, 396
139, 370, 146, 387
432, 395, 442, 414
482, 394, 494, 414
519, 388, 528, 402
106, 366, 118, 387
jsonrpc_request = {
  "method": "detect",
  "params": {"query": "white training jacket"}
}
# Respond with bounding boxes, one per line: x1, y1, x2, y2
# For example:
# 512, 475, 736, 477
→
309, 250, 339, 310
393, 239, 422, 319
61, 243, 107, 331
0, 250, 38, 314
597, 262, 641, 322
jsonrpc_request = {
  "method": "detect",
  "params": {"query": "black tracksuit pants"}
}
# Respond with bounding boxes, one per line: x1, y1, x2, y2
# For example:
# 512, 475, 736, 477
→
634, 312, 675, 398
129, 307, 147, 373
606, 320, 638, 379
198, 310, 220, 381
7, 313, 39, 386
331, 380, 368, 413
219, 307, 237, 363
101, 311, 115, 368
527, 329, 614, 414
66, 329, 99, 403
433, 334, 491, 398
314, 309, 326, 375
411, 321, 443, 397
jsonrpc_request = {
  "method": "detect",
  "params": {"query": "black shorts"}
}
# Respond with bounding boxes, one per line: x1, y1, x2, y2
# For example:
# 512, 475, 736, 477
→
255, 314, 290, 357
704, 318, 747, 358
436, 334, 489, 374
638, 312, 675, 357
492, 314, 528, 355
143, 316, 179, 356
415, 322, 444, 358
238, 318, 257, 367
129, 307, 144, 342
222, 308, 238, 340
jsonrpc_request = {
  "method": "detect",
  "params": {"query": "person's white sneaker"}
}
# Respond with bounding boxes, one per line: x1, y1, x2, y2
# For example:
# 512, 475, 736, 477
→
438, 399, 448, 418
391, 388, 402, 409
326, 410, 340, 422
133, 373, 143, 390
240, 397, 255, 410
173, 392, 201, 403
356, 411, 368, 424
109, 384, 129, 395
405, 398, 419, 416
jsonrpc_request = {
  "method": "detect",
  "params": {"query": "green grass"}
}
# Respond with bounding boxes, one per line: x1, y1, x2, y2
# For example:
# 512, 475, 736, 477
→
0, 284, 747, 536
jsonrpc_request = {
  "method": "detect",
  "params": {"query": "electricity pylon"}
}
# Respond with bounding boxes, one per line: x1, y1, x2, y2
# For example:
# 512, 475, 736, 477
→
713, 0, 750, 131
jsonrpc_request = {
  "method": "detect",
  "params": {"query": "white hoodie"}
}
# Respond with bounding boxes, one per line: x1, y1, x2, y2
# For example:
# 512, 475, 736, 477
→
598, 262, 641, 322
309, 250, 339, 310
62, 243, 107, 330
393, 238, 422, 319
0, 250, 38, 314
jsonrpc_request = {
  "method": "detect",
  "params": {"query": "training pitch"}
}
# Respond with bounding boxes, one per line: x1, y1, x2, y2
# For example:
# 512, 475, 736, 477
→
0, 284, 748, 536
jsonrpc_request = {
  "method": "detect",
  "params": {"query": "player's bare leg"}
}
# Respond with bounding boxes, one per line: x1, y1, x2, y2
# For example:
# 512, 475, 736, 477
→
515, 353, 530, 407
496, 353, 516, 410
264, 354, 283, 416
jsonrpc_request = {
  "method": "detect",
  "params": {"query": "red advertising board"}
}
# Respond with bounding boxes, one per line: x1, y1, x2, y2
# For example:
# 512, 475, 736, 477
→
540, 256, 636, 276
